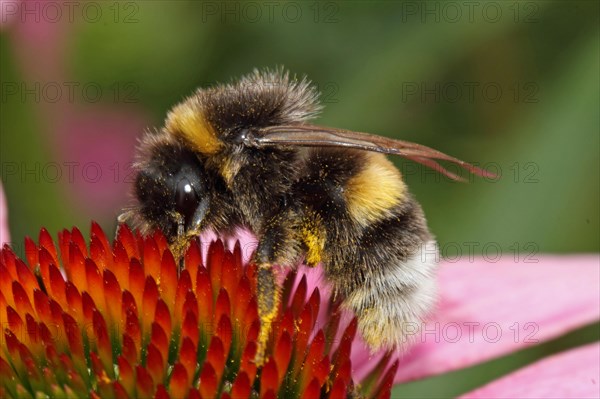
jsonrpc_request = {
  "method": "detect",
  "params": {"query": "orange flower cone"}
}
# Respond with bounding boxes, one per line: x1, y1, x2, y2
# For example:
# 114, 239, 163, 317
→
0, 223, 396, 398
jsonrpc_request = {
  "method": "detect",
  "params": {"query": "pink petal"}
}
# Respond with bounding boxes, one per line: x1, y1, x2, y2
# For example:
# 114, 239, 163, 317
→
460, 342, 600, 399
0, 182, 9, 245
395, 255, 600, 382
199, 229, 258, 265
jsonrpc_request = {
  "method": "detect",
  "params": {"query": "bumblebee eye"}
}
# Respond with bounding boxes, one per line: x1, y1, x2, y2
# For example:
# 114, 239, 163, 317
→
232, 128, 250, 145
175, 177, 199, 225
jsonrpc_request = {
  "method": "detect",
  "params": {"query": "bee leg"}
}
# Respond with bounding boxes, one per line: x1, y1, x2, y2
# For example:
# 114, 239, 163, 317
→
255, 264, 280, 365
253, 214, 300, 364
168, 212, 189, 262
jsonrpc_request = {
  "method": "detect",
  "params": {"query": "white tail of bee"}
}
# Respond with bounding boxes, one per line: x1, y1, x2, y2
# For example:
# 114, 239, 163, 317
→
343, 240, 439, 351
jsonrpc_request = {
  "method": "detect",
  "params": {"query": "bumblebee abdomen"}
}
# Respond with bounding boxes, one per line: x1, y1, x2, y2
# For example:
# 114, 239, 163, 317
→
293, 147, 438, 350
335, 196, 438, 350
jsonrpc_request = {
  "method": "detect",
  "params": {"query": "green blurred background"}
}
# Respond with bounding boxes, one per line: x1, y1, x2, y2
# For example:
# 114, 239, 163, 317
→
1, 1, 598, 397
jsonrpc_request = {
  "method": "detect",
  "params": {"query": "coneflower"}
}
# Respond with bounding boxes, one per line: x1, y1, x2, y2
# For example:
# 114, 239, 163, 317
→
0, 223, 396, 398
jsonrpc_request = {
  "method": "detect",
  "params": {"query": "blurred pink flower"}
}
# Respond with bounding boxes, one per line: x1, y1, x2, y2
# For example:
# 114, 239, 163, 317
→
4, 1, 148, 219
0, 0, 21, 30
57, 107, 147, 212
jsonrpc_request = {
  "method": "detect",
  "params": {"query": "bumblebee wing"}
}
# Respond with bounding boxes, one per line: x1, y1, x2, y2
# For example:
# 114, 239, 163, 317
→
250, 124, 494, 181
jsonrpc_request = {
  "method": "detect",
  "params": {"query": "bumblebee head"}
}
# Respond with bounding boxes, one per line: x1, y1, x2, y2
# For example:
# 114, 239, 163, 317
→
130, 139, 211, 244
164, 68, 321, 157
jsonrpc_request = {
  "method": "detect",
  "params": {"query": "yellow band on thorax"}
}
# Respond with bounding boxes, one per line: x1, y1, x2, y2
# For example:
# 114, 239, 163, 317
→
166, 102, 222, 155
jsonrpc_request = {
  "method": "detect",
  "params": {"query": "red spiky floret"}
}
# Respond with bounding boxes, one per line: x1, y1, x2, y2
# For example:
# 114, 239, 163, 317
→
0, 223, 397, 398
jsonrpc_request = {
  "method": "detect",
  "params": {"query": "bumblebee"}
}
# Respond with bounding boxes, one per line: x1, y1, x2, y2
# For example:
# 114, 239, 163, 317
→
120, 69, 491, 359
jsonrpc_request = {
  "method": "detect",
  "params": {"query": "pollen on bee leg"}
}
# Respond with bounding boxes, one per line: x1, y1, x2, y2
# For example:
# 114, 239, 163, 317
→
164, 211, 189, 261
300, 216, 325, 267
170, 240, 189, 265
255, 264, 281, 365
